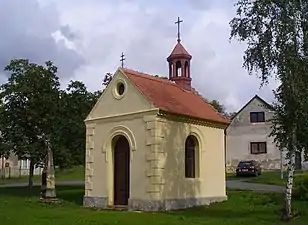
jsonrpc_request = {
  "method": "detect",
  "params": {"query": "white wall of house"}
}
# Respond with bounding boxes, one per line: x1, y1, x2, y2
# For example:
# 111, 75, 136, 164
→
226, 95, 307, 172
0, 155, 43, 178
18, 159, 43, 176
226, 96, 281, 172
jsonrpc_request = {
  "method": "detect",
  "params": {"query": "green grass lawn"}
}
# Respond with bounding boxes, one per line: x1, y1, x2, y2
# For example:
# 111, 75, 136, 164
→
227, 170, 308, 186
0, 166, 84, 185
245, 171, 307, 186
0, 185, 307, 225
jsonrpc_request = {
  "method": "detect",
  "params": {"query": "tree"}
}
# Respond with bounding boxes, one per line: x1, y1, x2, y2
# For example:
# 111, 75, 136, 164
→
103, 72, 113, 86
209, 100, 226, 114
0, 103, 11, 179
0, 59, 61, 189
227, 112, 237, 119
88, 90, 102, 105
208, 99, 236, 118
154, 75, 168, 79
0, 103, 11, 158
54, 80, 99, 168
230, 0, 308, 220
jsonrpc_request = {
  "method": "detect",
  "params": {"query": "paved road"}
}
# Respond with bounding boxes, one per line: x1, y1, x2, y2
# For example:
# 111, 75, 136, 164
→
0, 180, 84, 188
0, 180, 285, 193
226, 180, 284, 193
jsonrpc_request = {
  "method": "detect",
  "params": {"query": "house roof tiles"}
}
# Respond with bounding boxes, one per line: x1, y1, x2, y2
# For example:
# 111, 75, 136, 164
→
167, 42, 192, 60
122, 68, 230, 125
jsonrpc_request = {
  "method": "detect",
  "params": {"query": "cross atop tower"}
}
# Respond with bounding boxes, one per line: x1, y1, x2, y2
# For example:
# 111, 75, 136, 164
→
175, 17, 183, 43
120, 52, 125, 68
168, 16, 192, 90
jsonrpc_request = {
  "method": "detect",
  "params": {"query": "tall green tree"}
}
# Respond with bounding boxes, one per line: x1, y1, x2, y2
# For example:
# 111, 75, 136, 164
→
55, 81, 93, 167
0, 103, 11, 178
0, 103, 11, 160
230, 0, 308, 220
88, 90, 102, 105
0, 59, 61, 188
54, 80, 102, 168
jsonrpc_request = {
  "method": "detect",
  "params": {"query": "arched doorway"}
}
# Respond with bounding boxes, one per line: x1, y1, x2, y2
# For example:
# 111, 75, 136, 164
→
113, 135, 130, 206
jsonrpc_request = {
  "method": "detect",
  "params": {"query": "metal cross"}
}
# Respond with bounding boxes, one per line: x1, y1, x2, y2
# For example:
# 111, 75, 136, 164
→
175, 17, 183, 42
120, 52, 125, 68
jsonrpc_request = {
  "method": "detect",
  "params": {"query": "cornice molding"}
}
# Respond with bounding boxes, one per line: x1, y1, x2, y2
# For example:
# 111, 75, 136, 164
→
157, 110, 228, 129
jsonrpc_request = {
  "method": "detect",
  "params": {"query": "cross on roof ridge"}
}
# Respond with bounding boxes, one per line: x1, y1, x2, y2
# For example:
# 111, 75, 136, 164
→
175, 17, 183, 42
120, 52, 125, 68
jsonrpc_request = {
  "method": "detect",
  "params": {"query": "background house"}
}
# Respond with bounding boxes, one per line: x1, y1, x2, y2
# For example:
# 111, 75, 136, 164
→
225, 95, 308, 172
0, 152, 43, 178
225, 95, 284, 172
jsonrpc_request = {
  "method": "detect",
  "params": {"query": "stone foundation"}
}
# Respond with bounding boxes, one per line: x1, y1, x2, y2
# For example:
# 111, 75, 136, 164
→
83, 196, 108, 208
128, 196, 227, 211
83, 195, 227, 212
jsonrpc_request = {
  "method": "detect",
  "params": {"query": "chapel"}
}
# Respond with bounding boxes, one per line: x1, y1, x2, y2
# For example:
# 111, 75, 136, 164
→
83, 19, 230, 211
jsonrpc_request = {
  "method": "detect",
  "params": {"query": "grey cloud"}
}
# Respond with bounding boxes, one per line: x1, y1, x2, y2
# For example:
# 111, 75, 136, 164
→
185, 0, 212, 10
53, 0, 274, 111
0, 0, 84, 78
59, 25, 79, 41
185, 0, 233, 10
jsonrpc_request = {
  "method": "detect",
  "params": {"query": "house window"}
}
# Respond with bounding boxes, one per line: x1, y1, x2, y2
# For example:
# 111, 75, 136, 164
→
185, 135, 199, 178
250, 142, 267, 154
250, 112, 265, 123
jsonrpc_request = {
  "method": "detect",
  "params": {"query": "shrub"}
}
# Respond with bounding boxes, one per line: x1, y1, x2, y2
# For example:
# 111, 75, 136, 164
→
293, 173, 308, 200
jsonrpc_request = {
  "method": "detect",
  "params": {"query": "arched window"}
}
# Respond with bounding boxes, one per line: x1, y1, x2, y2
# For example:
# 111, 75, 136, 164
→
185, 135, 198, 178
184, 61, 189, 77
175, 61, 182, 77
169, 62, 173, 77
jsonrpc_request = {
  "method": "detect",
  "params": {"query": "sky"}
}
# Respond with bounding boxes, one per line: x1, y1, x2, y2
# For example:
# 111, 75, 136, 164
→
0, 0, 279, 112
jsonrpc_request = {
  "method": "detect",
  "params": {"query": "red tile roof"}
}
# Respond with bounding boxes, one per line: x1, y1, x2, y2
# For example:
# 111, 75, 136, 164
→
170, 42, 191, 56
122, 68, 230, 125
167, 42, 192, 61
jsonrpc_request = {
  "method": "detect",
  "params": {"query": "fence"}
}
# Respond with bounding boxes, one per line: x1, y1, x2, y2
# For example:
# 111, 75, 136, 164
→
0, 166, 43, 179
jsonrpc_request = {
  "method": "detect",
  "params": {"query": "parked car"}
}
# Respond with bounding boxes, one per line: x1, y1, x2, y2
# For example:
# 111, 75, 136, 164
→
302, 160, 308, 171
236, 160, 262, 177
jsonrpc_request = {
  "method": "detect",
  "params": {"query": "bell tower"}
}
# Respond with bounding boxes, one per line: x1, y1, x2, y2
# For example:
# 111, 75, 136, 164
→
167, 17, 192, 91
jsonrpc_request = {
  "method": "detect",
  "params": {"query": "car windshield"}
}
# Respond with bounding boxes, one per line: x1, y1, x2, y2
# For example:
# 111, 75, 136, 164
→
238, 161, 253, 167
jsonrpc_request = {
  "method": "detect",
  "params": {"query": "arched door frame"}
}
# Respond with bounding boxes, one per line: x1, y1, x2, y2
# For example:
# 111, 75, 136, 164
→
102, 125, 137, 206
113, 135, 130, 206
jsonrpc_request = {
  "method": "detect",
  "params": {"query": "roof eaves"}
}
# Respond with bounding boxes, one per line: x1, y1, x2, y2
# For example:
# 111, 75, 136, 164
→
231, 94, 275, 120
158, 109, 230, 126
121, 69, 158, 109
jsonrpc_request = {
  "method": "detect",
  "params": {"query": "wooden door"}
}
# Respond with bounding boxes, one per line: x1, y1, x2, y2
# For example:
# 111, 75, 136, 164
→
113, 136, 130, 206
